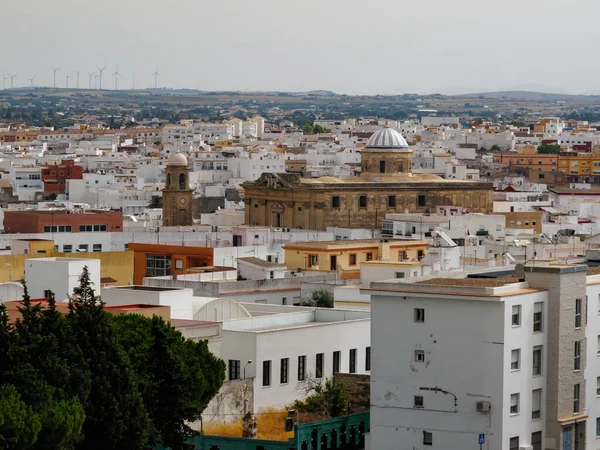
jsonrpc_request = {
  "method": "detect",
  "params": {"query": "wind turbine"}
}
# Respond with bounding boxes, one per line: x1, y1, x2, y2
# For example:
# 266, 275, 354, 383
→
8, 73, 17, 89
51, 65, 61, 88
113, 66, 122, 90
94, 74, 99, 90
66, 73, 70, 89
96, 66, 106, 90
26, 75, 36, 87
75, 69, 81, 89
88, 72, 95, 89
152, 65, 161, 89
2, 74, 9, 90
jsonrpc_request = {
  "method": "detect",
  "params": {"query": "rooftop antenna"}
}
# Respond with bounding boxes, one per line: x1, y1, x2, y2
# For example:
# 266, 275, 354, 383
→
51, 65, 61, 88
113, 65, 121, 90
66, 73, 70, 89
88, 72, 95, 89
75, 69, 81, 89
8, 73, 17, 89
26, 75, 36, 87
152, 65, 161, 89
97, 65, 107, 90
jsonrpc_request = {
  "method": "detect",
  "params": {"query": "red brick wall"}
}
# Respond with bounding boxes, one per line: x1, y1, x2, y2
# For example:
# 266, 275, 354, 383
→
4, 211, 123, 233
42, 160, 84, 194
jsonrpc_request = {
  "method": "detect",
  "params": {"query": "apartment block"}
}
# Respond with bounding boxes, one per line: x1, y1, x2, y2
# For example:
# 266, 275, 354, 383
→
367, 264, 595, 450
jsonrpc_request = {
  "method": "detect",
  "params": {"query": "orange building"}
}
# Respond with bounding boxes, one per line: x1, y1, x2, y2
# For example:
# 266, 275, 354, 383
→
128, 243, 214, 284
493, 147, 558, 173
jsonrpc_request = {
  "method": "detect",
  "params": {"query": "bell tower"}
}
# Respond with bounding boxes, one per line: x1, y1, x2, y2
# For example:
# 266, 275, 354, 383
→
162, 151, 193, 227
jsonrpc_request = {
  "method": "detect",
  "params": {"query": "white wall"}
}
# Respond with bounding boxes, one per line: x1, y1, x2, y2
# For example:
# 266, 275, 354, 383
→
25, 258, 101, 300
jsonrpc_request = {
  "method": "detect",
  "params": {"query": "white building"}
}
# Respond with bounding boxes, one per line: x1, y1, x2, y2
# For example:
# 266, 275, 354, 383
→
367, 263, 596, 450
24, 257, 101, 300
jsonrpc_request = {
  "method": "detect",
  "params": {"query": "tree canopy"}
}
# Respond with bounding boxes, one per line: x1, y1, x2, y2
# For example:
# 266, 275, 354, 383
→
301, 289, 334, 308
537, 143, 561, 154
0, 267, 225, 450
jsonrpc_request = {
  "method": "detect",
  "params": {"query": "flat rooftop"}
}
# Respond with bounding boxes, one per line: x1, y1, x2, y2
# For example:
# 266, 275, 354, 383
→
416, 276, 521, 288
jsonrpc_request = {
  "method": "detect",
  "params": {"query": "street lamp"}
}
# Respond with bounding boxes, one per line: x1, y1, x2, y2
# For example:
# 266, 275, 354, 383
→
243, 360, 252, 378
419, 386, 458, 413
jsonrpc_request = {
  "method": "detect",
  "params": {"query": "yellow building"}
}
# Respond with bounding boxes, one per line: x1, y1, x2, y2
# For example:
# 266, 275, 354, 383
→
0, 239, 134, 286
283, 238, 428, 279
243, 126, 493, 230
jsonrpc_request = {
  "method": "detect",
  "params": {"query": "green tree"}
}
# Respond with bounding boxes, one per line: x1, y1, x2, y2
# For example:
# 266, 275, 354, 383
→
111, 314, 225, 450
301, 289, 334, 308
68, 267, 150, 450
0, 384, 42, 450
292, 378, 348, 418
313, 124, 326, 134
148, 195, 163, 208
537, 143, 561, 154
302, 122, 314, 135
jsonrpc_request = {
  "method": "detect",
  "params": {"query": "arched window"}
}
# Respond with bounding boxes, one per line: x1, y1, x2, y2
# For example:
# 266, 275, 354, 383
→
179, 173, 186, 190
274, 212, 282, 227
166, 173, 171, 188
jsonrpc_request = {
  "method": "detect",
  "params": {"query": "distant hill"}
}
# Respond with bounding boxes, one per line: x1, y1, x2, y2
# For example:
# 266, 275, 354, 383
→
457, 90, 600, 102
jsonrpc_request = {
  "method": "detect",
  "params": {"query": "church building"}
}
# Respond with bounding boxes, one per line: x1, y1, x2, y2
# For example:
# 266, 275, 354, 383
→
242, 126, 494, 230
162, 151, 193, 227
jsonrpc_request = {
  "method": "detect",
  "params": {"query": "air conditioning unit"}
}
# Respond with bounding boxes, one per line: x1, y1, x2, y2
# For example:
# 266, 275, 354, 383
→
476, 401, 491, 412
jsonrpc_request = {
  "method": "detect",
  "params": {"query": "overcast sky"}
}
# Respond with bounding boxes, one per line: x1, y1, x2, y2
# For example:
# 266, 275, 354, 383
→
3, 0, 599, 95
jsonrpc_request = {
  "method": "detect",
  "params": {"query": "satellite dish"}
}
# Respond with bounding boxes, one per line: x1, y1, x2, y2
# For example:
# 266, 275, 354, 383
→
515, 264, 525, 279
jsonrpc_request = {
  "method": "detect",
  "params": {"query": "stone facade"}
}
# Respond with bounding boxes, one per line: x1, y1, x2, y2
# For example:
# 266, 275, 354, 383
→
243, 173, 493, 230
162, 163, 193, 226
361, 148, 412, 174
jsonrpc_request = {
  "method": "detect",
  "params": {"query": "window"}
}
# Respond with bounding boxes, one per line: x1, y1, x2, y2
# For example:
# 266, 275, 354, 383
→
532, 431, 542, 450
228, 360, 240, 380
332, 196, 340, 208
414, 350, 425, 363
597, 335, 600, 355
574, 341, 581, 370
333, 351, 340, 374
533, 302, 543, 332
63, 244, 72, 253
365, 347, 371, 371
414, 395, 424, 408
359, 195, 367, 208
280, 358, 289, 384
316, 353, 324, 378
510, 393, 519, 415
596, 418, 600, 437
308, 255, 318, 267
349, 349, 357, 374
509, 437, 519, 450
511, 349, 520, 371
349, 254, 357, 266
388, 196, 396, 208
423, 431, 432, 446
532, 389, 541, 419
414, 308, 425, 323
298, 356, 306, 381
512, 305, 521, 326
575, 298, 582, 328
366, 252, 373, 261
417, 195, 426, 207
597, 377, 600, 396
92, 244, 102, 252
574, 383, 580, 413
146, 255, 172, 277
78, 244, 88, 252
395, 272, 405, 279
262, 360, 271, 387
532, 345, 542, 375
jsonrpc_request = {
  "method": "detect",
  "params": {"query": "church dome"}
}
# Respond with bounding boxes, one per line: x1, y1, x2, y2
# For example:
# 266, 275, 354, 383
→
167, 151, 188, 166
365, 126, 409, 149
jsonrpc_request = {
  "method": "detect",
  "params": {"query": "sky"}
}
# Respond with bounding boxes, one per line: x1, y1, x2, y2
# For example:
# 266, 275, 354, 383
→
3, 0, 600, 95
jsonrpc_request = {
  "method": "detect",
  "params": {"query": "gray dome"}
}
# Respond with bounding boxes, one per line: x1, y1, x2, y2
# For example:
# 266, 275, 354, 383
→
365, 126, 409, 149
